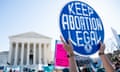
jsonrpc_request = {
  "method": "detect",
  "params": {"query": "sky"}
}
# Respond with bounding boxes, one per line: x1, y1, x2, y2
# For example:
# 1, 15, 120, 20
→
0, 0, 120, 57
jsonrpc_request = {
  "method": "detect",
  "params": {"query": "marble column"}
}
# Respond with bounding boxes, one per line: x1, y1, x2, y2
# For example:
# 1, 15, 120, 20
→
8, 42, 12, 65
39, 43, 41, 64
44, 44, 47, 64
27, 43, 30, 65
14, 43, 18, 65
33, 43, 36, 65
20, 43, 24, 65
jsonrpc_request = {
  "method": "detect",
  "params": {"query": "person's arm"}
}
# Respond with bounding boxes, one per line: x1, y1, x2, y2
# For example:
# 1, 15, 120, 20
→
60, 36, 77, 72
68, 55, 78, 72
99, 42, 115, 72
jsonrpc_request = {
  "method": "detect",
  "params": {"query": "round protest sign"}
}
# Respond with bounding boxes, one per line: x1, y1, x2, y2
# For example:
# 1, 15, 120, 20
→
59, 1, 104, 55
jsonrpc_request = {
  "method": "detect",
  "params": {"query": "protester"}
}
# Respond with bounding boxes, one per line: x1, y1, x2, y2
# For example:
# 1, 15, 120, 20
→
60, 36, 115, 72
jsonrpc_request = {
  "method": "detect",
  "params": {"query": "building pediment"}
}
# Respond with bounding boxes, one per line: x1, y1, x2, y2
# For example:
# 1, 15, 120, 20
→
9, 32, 51, 39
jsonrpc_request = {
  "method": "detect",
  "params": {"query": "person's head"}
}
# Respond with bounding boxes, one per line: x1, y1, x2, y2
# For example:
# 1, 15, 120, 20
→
81, 68, 87, 72
9, 69, 12, 72
81, 67, 92, 72
82, 68, 90, 72
62, 68, 69, 72
115, 62, 120, 70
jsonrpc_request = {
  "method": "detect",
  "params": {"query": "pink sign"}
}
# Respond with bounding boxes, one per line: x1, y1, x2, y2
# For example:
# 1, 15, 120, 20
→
54, 41, 69, 68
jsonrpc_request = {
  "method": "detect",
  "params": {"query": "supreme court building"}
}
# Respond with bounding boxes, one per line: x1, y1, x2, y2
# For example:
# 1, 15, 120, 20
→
8, 32, 52, 69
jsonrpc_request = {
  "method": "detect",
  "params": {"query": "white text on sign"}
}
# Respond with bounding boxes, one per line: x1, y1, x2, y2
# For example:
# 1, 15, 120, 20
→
61, 2, 103, 53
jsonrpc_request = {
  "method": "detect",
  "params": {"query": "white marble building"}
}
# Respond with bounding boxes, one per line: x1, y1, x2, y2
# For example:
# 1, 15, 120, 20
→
8, 32, 52, 68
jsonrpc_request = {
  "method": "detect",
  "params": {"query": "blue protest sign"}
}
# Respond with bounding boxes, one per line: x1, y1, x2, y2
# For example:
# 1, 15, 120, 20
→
59, 1, 104, 55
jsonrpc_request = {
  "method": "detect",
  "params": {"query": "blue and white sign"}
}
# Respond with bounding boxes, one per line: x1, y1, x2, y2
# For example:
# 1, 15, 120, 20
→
59, 1, 104, 55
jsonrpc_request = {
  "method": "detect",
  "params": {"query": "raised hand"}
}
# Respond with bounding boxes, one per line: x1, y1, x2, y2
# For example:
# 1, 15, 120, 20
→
60, 36, 74, 55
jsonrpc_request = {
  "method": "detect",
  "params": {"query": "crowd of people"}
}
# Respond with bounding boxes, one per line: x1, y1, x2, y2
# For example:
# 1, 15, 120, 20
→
60, 36, 120, 72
